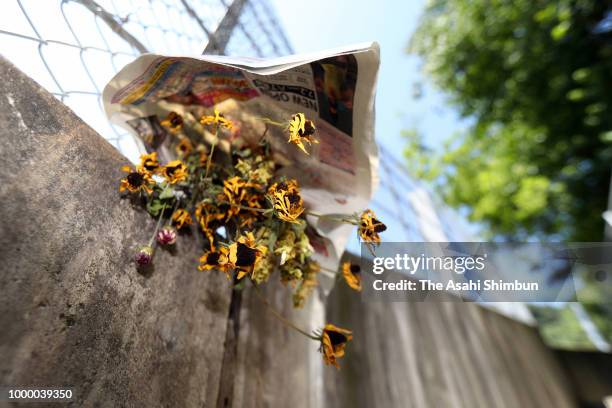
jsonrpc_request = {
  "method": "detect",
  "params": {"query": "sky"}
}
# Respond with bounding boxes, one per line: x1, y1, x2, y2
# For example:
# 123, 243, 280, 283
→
270, 0, 470, 161
270, 0, 479, 247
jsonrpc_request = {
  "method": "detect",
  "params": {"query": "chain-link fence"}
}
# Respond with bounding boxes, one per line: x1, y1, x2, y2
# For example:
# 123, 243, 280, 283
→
0, 0, 471, 244
0, 0, 291, 159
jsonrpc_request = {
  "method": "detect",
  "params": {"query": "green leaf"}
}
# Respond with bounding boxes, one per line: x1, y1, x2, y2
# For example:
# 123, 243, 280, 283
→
572, 68, 591, 82
534, 5, 556, 23
566, 88, 585, 101
599, 131, 612, 143
159, 186, 175, 199
146, 200, 164, 216
551, 21, 570, 41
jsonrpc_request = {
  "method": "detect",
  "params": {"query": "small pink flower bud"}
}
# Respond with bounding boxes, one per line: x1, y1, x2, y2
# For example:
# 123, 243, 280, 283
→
157, 226, 177, 245
135, 245, 154, 266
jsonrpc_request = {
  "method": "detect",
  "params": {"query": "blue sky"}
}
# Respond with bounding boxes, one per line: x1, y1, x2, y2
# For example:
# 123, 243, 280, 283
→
271, 0, 479, 245
270, 0, 469, 161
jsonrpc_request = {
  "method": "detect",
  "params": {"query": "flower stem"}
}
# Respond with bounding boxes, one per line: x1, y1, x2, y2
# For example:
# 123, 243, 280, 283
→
251, 284, 320, 341
319, 265, 340, 274
305, 211, 351, 223
218, 201, 273, 214
316, 265, 342, 280
148, 203, 167, 247
258, 117, 286, 128
205, 130, 217, 179
259, 125, 269, 143
170, 197, 180, 217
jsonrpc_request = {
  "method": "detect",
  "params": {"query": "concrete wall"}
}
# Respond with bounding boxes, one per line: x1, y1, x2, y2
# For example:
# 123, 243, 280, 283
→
324, 278, 579, 408
0, 56, 315, 407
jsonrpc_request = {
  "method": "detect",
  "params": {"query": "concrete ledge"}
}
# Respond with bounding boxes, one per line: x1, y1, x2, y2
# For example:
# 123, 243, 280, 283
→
0, 56, 232, 407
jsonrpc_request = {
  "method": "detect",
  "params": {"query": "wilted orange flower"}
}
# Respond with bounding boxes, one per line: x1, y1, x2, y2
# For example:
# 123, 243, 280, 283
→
239, 194, 265, 227
195, 202, 225, 249
269, 180, 304, 223
227, 232, 267, 280
222, 176, 248, 218
223, 176, 248, 201
138, 152, 160, 174
196, 144, 209, 166
358, 209, 386, 243
119, 165, 153, 194
175, 137, 193, 157
171, 208, 193, 229
221, 176, 263, 220
200, 109, 233, 130
320, 324, 353, 368
342, 262, 362, 291
161, 160, 188, 184
198, 247, 230, 274
160, 111, 184, 133
287, 113, 318, 155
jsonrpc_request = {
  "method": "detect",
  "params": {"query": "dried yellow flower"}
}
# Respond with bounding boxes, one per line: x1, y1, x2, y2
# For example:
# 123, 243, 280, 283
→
342, 262, 362, 292
227, 232, 267, 280
160, 111, 184, 133
175, 137, 193, 157
269, 180, 304, 223
358, 209, 386, 243
119, 165, 153, 194
171, 208, 193, 229
138, 152, 160, 174
250, 227, 273, 284
200, 109, 233, 130
198, 247, 230, 274
251, 254, 272, 284
195, 202, 225, 249
320, 324, 353, 368
161, 160, 188, 184
287, 113, 318, 155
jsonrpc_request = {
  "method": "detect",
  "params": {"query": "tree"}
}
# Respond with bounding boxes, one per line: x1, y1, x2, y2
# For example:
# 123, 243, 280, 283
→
407, 0, 612, 240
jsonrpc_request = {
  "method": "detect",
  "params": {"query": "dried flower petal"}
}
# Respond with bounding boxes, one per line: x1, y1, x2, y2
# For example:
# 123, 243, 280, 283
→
160, 111, 184, 133
358, 209, 386, 244
342, 262, 362, 291
269, 180, 304, 223
172, 208, 193, 229
161, 160, 188, 184
119, 165, 154, 194
200, 109, 233, 130
227, 232, 267, 280
198, 247, 230, 274
138, 152, 160, 174
320, 324, 353, 368
175, 138, 193, 157
287, 113, 319, 155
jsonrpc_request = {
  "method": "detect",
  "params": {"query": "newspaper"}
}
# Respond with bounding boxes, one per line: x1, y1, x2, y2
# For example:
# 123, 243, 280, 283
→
102, 42, 380, 288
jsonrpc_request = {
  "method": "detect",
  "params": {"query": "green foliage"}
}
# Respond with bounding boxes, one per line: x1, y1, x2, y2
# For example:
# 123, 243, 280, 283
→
577, 270, 612, 343
529, 305, 595, 350
407, 0, 612, 240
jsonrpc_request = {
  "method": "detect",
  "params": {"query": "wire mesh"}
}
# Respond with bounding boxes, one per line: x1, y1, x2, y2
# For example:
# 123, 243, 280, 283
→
0, 0, 292, 162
